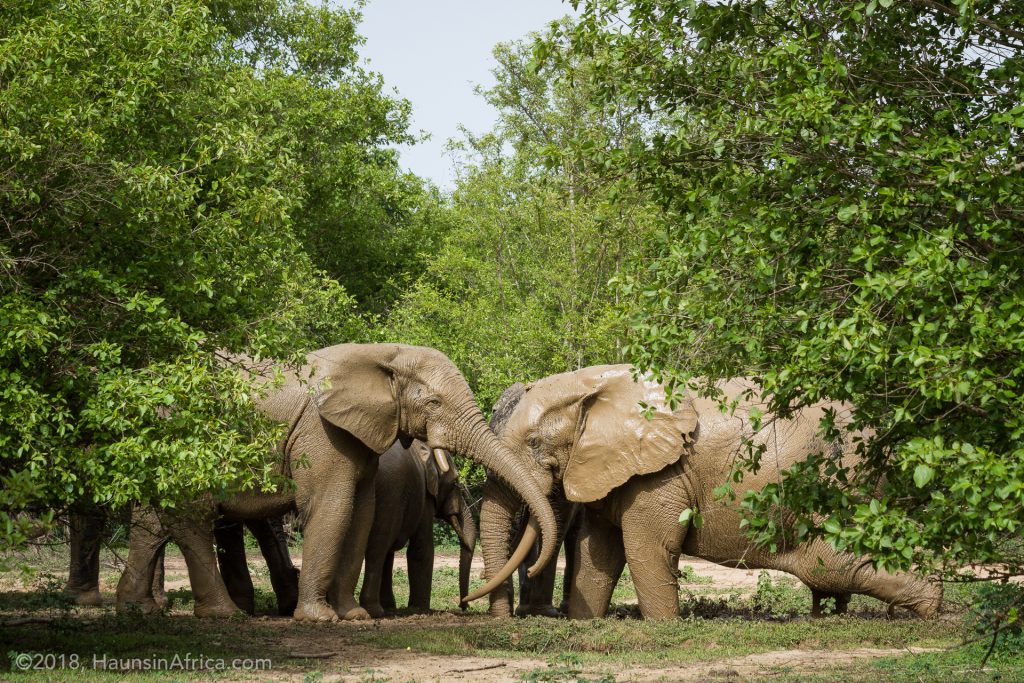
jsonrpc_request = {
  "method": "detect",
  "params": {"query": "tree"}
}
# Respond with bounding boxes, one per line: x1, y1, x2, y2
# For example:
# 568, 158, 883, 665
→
385, 29, 658, 415
0, 0, 411, 552
548, 0, 1024, 582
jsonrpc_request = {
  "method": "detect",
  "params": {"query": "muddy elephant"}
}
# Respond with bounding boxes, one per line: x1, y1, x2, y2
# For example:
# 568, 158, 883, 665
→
110, 507, 299, 615
359, 440, 477, 617
115, 344, 557, 621
477, 387, 582, 618
472, 367, 942, 620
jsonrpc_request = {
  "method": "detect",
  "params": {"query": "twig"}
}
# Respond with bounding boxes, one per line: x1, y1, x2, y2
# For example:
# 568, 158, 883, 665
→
446, 662, 507, 674
1, 617, 54, 627
290, 652, 338, 659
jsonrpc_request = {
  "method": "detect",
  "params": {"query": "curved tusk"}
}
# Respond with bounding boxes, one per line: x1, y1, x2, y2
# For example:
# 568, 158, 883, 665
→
448, 514, 468, 546
462, 517, 539, 604
433, 448, 451, 474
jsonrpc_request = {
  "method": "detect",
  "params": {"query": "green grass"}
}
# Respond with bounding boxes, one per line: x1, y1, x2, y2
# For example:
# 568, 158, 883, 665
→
352, 613, 963, 663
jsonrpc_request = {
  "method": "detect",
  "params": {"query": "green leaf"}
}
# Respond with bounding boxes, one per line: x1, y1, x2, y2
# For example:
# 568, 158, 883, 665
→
913, 464, 935, 488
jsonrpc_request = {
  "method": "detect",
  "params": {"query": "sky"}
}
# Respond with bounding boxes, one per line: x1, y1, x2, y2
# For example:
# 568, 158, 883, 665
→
353, 0, 577, 189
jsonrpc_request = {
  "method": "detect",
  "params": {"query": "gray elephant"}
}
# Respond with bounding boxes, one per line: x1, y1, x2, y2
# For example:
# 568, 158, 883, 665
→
115, 344, 557, 621
472, 367, 942, 620
113, 507, 298, 615
213, 517, 299, 616
65, 510, 165, 609
359, 439, 476, 618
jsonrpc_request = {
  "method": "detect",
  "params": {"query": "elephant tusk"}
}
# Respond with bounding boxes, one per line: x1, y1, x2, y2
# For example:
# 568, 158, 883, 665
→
462, 517, 539, 604
433, 448, 451, 473
449, 514, 464, 540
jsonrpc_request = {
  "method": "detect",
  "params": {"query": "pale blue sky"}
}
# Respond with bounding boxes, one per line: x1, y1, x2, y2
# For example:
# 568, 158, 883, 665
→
353, 0, 575, 189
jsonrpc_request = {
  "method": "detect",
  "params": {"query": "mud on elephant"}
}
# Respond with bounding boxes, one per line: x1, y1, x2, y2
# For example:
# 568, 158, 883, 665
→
359, 439, 476, 618
473, 367, 942, 620
116, 344, 558, 621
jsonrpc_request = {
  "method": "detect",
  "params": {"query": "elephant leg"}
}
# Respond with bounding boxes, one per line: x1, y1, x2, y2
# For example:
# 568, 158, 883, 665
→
517, 538, 559, 617
67, 511, 105, 606
620, 507, 683, 620
480, 479, 520, 617
293, 498, 349, 621
406, 513, 435, 612
794, 543, 942, 618
116, 506, 169, 615
567, 512, 625, 619
516, 540, 540, 618
327, 454, 378, 621
214, 520, 255, 615
359, 527, 391, 619
380, 552, 396, 611
811, 589, 850, 617
247, 517, 299, 616
560, 510, 581, 614
162, 511, 239, 618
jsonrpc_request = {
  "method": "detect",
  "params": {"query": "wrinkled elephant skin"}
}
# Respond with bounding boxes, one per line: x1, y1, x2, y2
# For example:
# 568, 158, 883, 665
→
480, 367, 942, 620
115, 344, 556, 621
359, 439, 477, 617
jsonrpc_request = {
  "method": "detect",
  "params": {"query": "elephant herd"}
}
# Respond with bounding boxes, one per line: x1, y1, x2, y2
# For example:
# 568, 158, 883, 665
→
63, 344, 942, 622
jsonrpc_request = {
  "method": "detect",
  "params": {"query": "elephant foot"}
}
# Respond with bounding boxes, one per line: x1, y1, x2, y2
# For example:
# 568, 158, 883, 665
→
339, 605, 372, 621
294, 601, 339, 622
70, 589, 103, 607
363, 603, 386, 619
116, 598, 162, 616
277, 599, 297, 617
516, 604, 562, 618
194, 602, 241, 619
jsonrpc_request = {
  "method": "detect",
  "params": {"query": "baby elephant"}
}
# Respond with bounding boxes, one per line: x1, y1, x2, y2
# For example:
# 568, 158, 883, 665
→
359, 440, 477, 617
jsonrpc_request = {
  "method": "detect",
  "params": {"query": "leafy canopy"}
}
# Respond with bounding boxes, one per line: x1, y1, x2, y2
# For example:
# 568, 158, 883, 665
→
547, 0, 1024, 576
0, 0, 413, 551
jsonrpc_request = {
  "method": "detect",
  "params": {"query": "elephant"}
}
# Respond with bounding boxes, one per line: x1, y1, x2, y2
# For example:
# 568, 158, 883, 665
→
471, 367, 943, 620
213, 517, 299, 616
358, 439, 477, 618
511, 506, 581, 617
112, 507, 299, 615
65, 510, 165, 609
476, 383, 580, 618
115, 344, 557, 621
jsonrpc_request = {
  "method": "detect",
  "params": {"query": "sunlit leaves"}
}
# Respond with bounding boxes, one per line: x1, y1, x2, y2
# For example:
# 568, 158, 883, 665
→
554, 0, 1024, 575
0, 0, 408, 550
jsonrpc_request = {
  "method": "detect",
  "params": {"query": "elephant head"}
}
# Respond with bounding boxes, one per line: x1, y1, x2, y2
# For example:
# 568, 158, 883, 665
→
413, 440, 477, 607
469, 365, 699, 604
304, 344, 555, 580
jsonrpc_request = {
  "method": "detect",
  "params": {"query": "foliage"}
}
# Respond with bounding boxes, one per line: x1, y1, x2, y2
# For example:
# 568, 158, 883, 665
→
0, 0, 413, 551
520, 653, 617, 683
966, 581, 1024, 661
548, 0, 1024, 575
752, 571, 810, 619
384, 24, 658, 420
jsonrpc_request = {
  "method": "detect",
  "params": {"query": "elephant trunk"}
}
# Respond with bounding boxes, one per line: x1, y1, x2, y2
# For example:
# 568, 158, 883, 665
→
455, 486, 477, 609
449, 406, 556, 580
476, 477, 521, 615
464, 518, 540, 604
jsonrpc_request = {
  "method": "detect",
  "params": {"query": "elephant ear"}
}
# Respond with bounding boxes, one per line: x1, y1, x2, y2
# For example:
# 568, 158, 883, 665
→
309, 344, 399, 455
410, 440, 440, 500
562, 367, 698, 503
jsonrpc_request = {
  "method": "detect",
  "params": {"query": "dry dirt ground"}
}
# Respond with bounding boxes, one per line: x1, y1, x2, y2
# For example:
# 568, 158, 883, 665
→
82, 551, 929, 682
